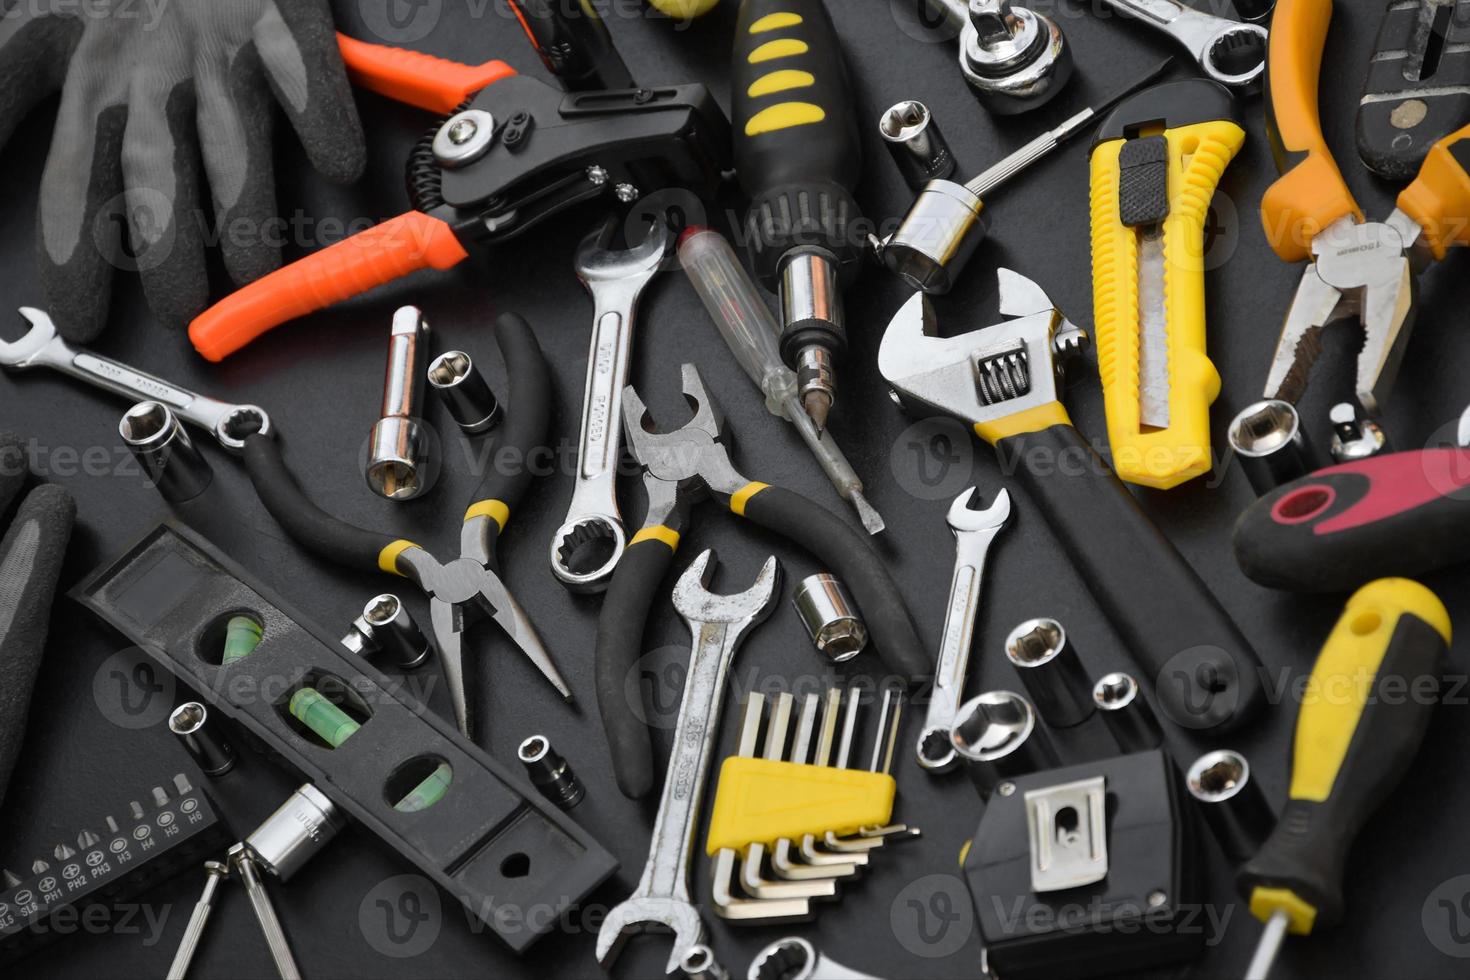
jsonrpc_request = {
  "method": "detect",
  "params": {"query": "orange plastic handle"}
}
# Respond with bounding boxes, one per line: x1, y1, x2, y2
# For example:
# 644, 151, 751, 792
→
1398, 121, 1470, 259
1261, 0, 1361, 262
337, 33, 516, 114
189, 211, 470, 362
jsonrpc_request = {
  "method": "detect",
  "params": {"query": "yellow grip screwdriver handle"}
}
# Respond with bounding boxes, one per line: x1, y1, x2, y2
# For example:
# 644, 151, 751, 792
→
1397, 119, 1470, 259
1089, 80, 1244, 489
1261, 0, 1362, 262
1237, 579, 1451, 937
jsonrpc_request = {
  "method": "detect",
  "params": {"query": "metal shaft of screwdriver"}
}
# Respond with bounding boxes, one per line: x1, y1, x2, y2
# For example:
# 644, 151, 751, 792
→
965, 109, 1102, 198
167, 862, 229, 980
1246, 910, 1290, 980
232, 852, 302, 980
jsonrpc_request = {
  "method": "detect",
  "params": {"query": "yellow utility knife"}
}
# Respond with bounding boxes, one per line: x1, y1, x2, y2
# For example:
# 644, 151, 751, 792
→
1090, 79, 1245, 489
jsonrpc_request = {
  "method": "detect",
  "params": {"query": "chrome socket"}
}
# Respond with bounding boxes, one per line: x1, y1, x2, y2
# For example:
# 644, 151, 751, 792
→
876, 179, 985, 295
792, 573, 868, 662
1092, 673, 1163, 754
880, 100, 957, 191
1229, 399, 1313, 495
679, 943, 729, 980
518, 735, 584, 810
120, 401, 214, 504
428, 350, 502, 434
341, 594, 431, 670
959, 0, 1073, 115
1185, 750, 1275, 864
950, 690, 1058, 797
1329, 402, 1388, 463
1004, 618, 1095, 728
367, 306, 438, 501
245, 784, 346, 882
168, 701, 236, 777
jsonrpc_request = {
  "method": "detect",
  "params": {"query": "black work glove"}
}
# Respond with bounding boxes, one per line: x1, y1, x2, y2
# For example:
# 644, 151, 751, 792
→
0, 1, 367, 341
0, 433, 74, 812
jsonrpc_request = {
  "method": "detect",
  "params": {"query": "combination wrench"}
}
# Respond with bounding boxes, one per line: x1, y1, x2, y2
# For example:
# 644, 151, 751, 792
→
597, 550, 780, 973
0, 308, 270, 451
1097, 0, 1268, 91
916, 487, 1011, 773
550, 218, 669, 592
747, 937, 880, 980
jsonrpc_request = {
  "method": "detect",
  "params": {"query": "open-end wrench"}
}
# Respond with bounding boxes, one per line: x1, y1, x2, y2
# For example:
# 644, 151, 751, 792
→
1097, 0, 1268, 91
0, 308, 270, 452
551, 218, 670, 592
916, 488, 1012, 773
597, 550, 780, 973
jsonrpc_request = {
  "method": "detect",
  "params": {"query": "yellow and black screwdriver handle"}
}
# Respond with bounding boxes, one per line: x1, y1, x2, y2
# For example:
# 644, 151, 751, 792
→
1089, 79, 1245, 489
1264, 0, 1470, 261
237, 313, 550, 582
1238, 579, 1451, 935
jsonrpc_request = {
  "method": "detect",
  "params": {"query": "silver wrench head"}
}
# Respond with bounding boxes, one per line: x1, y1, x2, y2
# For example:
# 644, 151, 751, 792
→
1196, 21, 1268, 91
0, 308, 63, 368
946, 486, 1011, 534
672, 549, 781, 633
574, 213, 672, 284
595, 894, 705, 973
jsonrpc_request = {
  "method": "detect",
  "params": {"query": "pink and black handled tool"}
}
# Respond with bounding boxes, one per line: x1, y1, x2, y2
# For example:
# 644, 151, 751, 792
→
1233, 445, 1470, 592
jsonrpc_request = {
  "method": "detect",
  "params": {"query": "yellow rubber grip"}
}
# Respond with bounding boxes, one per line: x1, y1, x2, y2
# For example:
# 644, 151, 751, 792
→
1289, 579, 1451, 804
972, 403, 1072, 446
1249, 886, 1319, 936
1397, 120, 1470, 259
705, 757, 896, 854
729, 482, 771, 516
630, 525, 681, 550
464, 499, 509, 531
1261, 0, 1362, 262
1090, 118, 1243, 489
377, 539, 419, 576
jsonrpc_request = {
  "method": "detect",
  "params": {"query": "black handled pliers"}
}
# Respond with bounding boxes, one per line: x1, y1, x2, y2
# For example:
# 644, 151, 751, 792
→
595, 364, 928, 799
240, 314, 568, 739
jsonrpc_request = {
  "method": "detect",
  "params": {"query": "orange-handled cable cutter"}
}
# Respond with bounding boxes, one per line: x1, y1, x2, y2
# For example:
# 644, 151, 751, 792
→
1259, 0, 1470, 416
187, 33, 730, 361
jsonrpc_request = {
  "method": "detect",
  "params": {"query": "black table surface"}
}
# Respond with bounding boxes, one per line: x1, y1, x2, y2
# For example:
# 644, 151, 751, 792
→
4, 1, 1470, 978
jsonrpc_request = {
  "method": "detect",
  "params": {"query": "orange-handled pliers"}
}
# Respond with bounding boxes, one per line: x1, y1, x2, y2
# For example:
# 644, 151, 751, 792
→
188, 36, 728, 362
1261, 0, 1470, 413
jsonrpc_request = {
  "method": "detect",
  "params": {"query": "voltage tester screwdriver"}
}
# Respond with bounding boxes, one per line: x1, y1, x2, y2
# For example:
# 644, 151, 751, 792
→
1237, 579, 1451, 979
732, 0, 865, 432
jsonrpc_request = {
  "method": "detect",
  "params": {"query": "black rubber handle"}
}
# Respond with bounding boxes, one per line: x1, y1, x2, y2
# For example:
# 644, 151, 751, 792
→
998, 424, 1263, 731
595, 535, 679, 799
1238, 604, 1447, 926
241, 434, 399, 572
738, 485, 929, 681
731, 0, 864, 282
462, 313, 554, 571
468, 313, 552, 514
1234, 449, 1470, 593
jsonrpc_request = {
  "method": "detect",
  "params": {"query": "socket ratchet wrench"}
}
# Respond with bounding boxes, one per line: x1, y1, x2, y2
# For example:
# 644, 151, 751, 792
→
0, 308, 270, 451
597, 551, 780, 973
551, 217, 670, 591
1097, 0, 1268, 91
916, 487, 1011, 773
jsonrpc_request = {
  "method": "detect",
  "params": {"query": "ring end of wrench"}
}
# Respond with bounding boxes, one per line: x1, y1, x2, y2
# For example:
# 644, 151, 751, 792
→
549, 515, 626, 593
916, 726, 958, 774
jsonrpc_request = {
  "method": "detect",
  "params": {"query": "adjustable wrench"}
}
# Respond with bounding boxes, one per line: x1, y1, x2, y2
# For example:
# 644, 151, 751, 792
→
551, 218, 669, 592
916, 487, 1011, 773
597, 551, 780, 973
0, 308, 270, 452
1097, 0, 1268, 91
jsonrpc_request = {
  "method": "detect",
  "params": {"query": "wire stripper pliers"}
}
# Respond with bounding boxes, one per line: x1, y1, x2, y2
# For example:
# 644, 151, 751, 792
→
594, 365, 928, 800
188, 33, 730, 362
238, 313, 567, 739
1261, 0, 1470, 414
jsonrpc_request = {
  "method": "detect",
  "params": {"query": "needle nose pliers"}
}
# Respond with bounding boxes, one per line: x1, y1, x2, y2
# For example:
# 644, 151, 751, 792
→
1262, 0, 1470, 414
239, 313, 567, 739
594, 364, 927, 799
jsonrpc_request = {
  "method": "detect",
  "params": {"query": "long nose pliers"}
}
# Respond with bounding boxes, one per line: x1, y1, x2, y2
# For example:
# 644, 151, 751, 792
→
239, 313, 567, 739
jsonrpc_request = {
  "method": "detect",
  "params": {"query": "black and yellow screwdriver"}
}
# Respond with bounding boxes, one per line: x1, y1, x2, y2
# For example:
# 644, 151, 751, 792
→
1237, 578, 1452, 979
731, 0, 863, 432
